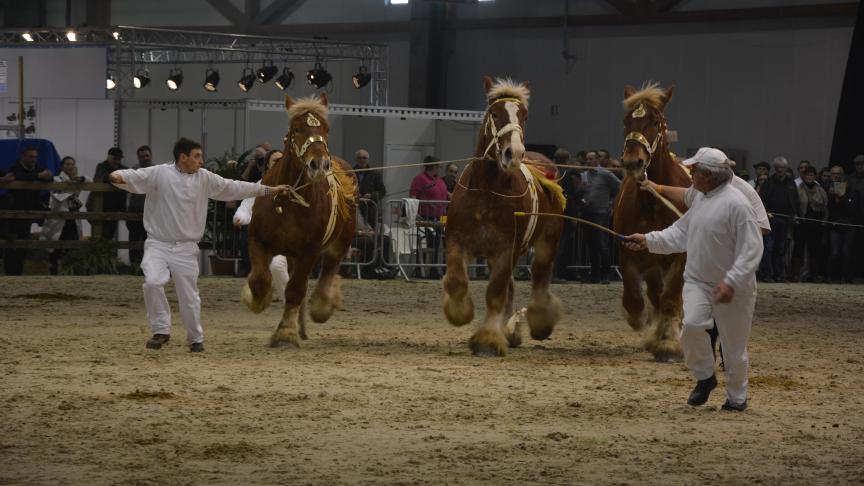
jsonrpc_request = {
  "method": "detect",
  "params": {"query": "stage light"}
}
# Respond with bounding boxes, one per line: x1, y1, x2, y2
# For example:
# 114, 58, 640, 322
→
306, 63, 332, 89
133, 70, 151, 89
106, 74, 116, 90
256, 63, 278, 83
22, 32, 34, 42
352, 66, 372, 89
238, 67, 256, 92
66, 30, 77, 42
112, 31, 121, 40
203, 69, 220, 92
275, 67, 294, 90
166, 68, 183, 91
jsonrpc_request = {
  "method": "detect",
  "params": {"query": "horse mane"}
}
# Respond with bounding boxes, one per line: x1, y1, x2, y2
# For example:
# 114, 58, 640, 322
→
622, 81, 667, 110
287, 96, 329, 122
486, 78, 530, 107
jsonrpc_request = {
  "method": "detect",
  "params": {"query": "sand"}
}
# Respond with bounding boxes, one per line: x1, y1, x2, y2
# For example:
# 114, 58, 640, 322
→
1, 276, 862, 485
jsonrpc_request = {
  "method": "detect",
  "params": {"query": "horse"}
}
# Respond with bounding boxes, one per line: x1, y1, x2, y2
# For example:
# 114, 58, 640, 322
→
613, 82, 691, 361
442, 76, 566, 357
242, 94, 358, 347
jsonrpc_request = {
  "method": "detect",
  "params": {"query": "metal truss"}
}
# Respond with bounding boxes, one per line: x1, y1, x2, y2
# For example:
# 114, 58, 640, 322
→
0, 26, 390, 105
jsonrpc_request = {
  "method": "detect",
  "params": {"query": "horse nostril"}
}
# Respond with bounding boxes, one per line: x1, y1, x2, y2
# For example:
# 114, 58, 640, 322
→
504, 147, 512, 159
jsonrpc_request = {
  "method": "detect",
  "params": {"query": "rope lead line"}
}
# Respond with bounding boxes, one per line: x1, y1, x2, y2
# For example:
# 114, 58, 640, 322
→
514, 212, 629, 241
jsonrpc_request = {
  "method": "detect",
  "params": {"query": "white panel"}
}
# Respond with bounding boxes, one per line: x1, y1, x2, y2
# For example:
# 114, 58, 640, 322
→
37, 99, 78, 160
383, 143, 433, 210
384, 118, 436, 147
119, 106, 151, 162
150, 107, 180, 163
0, 48, 106, 100
202, 107, 240, 160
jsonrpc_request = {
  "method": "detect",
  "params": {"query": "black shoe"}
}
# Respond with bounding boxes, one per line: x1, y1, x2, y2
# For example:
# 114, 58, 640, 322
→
687, 375, 717, 406
721, 399, 747, 412
189, 342, 204, 353
145, 334, 170, 350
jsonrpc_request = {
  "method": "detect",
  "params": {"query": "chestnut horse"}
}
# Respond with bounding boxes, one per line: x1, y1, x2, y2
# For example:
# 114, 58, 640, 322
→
613, 83, 691, 361
443, 76, 566, 357
242, 94, 358, 347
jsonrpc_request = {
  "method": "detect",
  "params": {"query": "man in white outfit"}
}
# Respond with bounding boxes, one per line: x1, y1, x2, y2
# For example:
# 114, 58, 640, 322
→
109, 138, 292, 352
624, 147, 764, 411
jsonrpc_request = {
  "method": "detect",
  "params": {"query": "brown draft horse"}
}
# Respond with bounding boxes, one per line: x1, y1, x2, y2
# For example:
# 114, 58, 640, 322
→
443, 76, 566, 357
242, 94, 358, 347
613, 82, 691, 361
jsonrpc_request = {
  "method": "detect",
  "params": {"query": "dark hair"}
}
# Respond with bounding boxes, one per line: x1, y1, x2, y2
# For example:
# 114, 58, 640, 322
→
173, 137, 203, 161
21, 145, 37, 154
61, 156, 75, 164
576, 151, 587, 159
108, 147, 124, 158
423, 155, 440, 163
263, 149, 282, 171
598, 149, 609, 157
137, 145, 151, 155
802, 166, 816, 176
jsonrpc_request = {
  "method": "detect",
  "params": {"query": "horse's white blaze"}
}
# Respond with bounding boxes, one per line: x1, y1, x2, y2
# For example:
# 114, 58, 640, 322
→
505, 101, 524, 162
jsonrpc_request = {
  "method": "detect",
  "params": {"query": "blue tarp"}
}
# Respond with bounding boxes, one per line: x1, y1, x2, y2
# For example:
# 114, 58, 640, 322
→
0, 138, 62, 196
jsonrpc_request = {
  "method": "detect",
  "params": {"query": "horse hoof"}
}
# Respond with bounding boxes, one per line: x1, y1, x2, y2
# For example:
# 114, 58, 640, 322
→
469, 329, 508, 357
653, 351, 681, 363
269, 336, 301, 348
471, 344, 504, 357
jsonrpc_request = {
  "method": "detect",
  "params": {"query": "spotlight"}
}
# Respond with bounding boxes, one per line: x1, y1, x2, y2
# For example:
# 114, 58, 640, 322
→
112, 31, 120, 40
203, 68, 220, 92
306, 63, 332, 89
237, 67, 256, 92
166, 68, 183, 91
22, 32, 34, 42
133, 70, 151, 89
274, 67, 294, 90
352, 66, 372, 89
106, 74, 116, 90
256, 63, 278, 83
66, 30, 77, 42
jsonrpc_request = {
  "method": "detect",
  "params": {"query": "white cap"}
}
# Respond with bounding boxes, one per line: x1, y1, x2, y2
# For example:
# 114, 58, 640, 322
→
682, 147, 735, 168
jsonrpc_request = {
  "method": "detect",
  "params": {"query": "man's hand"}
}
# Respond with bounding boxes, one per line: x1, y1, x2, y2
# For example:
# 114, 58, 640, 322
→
640, 179, 659, 192
713, 282, 734, 303
109, 171, 125, 184
271, 184, 293, 195
622, 233, 647, 251
38, 169, 53, 181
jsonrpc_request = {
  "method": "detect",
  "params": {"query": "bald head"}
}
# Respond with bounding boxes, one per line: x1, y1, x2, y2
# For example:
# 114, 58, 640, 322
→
355, 149, 370, 168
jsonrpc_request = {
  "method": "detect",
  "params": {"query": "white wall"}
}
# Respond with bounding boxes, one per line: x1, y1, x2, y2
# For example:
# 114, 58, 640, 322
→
0, 47, 106, 100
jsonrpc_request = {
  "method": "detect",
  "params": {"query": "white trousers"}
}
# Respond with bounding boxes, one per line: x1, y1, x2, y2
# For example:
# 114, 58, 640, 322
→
680, 279, 756, 405
270, 255, 290, 301
141, 239, 203, 344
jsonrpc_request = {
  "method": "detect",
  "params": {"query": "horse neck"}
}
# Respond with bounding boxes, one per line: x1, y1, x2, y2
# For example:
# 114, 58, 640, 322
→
645, 139, 677, 184
274, 152, 306, 186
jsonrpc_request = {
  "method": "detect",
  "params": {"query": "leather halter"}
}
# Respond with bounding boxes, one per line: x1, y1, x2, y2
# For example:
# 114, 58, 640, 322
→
623, 104, 666, 171
284, 112, 330, 160
482, 97, 525, 159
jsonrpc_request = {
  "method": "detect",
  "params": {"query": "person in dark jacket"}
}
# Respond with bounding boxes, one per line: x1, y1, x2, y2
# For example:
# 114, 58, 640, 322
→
3, 146, 54, 275
793, 166, 828, 282
827, 166, 859, 283
353, 149, 386, 228
758, 156, 800, 282
581, 150, 620, 284
126, 145, 153, 265
86, 147, 128, 241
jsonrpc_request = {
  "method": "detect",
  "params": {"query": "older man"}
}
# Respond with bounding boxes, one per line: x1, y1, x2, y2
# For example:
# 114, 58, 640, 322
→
624, 147, 763, 411
758, 156, 800, 282
354, 149, 386, 228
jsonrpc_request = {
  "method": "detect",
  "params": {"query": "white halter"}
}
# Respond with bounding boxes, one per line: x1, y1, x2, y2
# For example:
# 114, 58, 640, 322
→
482, 97, 525, 159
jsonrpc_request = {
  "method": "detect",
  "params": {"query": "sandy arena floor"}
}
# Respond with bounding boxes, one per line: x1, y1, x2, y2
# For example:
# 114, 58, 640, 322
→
1, 275, 862, 485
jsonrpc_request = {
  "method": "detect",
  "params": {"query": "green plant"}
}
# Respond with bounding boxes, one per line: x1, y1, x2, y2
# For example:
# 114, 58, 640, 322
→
59, 239, 123, 275
205, 149, 243, 180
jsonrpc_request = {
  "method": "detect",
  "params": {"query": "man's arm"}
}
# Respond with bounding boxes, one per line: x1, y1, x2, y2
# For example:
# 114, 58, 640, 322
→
640, 179, 689, 208
110, 166, 156, 194
723, 206, 764, 291
375, 172, 387, 200
643, 211, 692, 254
204, 170, 291, 201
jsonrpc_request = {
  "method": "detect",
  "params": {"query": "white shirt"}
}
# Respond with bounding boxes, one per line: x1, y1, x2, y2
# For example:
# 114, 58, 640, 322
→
647, 182, 764, 290
684, 176, 771, 232
112, 163, 267, 242
233, 197, 255, 226
794, 177, 803, 187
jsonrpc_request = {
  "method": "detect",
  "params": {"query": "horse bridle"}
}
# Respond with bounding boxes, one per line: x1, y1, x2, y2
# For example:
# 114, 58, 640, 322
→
623, 103, 666, 171
482, 97, 525, 160
284, 112, 330, 160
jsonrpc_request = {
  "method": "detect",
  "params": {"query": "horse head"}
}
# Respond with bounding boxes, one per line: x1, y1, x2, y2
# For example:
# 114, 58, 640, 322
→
284, 93, 332, 182
480, 75, 530, 172
621, 83, 674, 178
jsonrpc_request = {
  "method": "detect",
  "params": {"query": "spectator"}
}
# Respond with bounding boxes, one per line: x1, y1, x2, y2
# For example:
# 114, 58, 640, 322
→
86, 147, 128, 241
241, 146, 268, 182
793, 166, 828, 282
574, 151, 587, 166
826, 166, 859, 283
580, 149, 620, 284
444, 163, 459, 197
409, 156, 448, 278
758, 156, 799, 282
3, 146, 53, 275
819, 167, 833, 191
127, 145, 153, 265
749, 161, 770, 188
597, 149, 611, 168
41, 156, 86, 274
585, 150, 598, 167
553, 148, 584, 282
238, 150, 283, 276
354, 149, 386, 228
794, 160, 811, 188
608, 159, 623, 179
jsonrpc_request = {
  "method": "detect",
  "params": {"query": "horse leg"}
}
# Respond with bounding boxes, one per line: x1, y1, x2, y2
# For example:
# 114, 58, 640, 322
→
526, 235, 562, 341
443, 241, 474, 326
270, 257, 314, 348
242, 235, 274, 314
309, 245, 345, 323
620, 254, 647, 331
283, 257, 308, 340
651, 256, 685, 362
642, 266, 664, 354
469, 252, 512, 357
502, 277, 524, 348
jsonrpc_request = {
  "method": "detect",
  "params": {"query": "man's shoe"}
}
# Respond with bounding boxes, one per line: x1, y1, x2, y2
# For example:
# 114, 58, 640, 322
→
687, 375, 717, 406
189, 342, 204, 353
721, 399, 747, 412
145, 334, 170, 350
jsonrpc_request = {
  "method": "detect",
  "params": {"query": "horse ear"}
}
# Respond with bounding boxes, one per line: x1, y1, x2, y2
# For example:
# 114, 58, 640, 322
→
661, 85, 675, 109
318, 92, 329, 107
521, 80, 530, 92
483, 75, 494, 94
284, 94, 295, 112
623, 85, 637, 99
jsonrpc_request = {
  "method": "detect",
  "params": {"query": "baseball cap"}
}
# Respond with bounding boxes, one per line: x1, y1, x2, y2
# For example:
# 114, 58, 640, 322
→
682, 147, 735, 168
